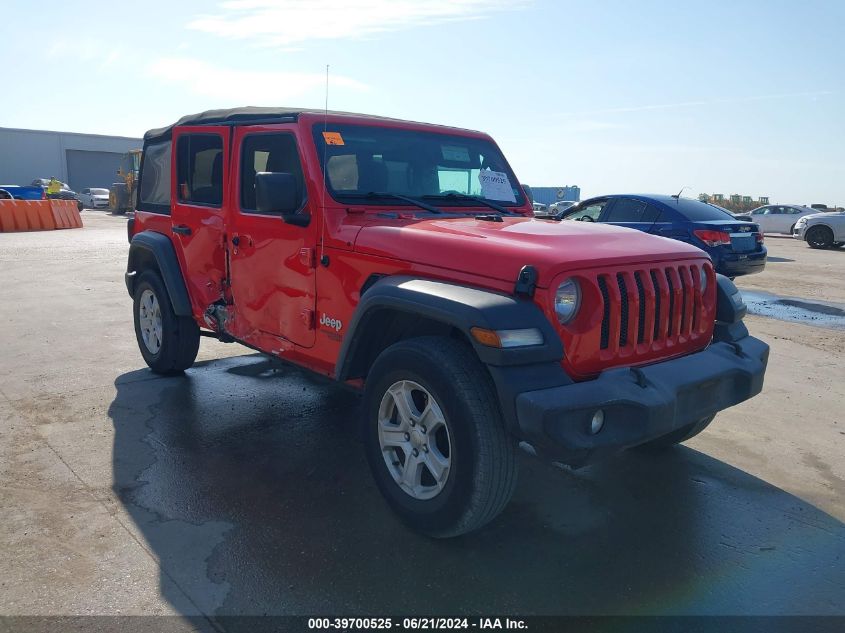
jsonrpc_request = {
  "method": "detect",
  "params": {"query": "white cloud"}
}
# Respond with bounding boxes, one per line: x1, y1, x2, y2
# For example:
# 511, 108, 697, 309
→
145, 57, 368, 102
187, 0, 530, 47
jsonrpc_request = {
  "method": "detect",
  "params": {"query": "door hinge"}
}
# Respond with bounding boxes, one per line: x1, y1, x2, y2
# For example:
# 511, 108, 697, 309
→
301, 308, 315, 330
299, 247, 316, 269
515, 265, 538, 297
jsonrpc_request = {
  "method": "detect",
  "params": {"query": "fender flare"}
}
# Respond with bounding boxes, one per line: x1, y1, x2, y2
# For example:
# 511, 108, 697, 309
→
126, 231, 192, 316
335, 276, 564, 381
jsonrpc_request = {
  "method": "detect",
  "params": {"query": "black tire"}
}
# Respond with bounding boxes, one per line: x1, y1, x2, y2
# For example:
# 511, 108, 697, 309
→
363, 336, 517, 538
110, 183, 128, 215
833, 242, 844, 248
77, 201, 83, 212
133, 270, 200, 375
806, 225, 834, 249
636, 415, 716, 451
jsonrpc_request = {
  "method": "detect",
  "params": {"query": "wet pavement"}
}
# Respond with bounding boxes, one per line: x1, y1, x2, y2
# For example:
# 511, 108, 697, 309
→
109, 354, 845, 618
742, 290, 845, 329
1, 213, 844, 621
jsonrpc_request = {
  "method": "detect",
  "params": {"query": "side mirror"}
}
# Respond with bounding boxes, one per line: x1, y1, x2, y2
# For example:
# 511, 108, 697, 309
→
522, 184, 534, 204
256, 172, 308, 226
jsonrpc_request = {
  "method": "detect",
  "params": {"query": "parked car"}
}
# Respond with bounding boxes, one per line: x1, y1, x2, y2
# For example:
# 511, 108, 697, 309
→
793, 210, 845, 249
31, 178, 78, 201
557, 194, 767, 278
77, 187, 110, 210
548, 200, 577, 214
747, 204, 818, 234
125, 107, 768, 537
0, 184, 45, 200
531, 201, 547, 213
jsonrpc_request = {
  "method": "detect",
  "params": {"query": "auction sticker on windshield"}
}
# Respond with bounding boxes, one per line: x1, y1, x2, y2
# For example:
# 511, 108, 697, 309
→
478, 170, 516, 203
322, 131, 345, 145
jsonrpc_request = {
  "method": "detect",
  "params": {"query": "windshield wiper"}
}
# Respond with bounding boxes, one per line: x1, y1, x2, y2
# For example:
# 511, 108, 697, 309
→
423, 193, 517, 215
353, 191, 444, 214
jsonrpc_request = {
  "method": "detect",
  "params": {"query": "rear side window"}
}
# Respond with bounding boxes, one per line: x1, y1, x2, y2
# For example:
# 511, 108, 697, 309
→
137, 140, 171, 214
671, 199, 736, 221
177, 134, 223, 207
605, 198, 660, 223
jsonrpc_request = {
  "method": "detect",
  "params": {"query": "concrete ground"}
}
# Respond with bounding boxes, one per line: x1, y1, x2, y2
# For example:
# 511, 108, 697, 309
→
0, 213, 843, 621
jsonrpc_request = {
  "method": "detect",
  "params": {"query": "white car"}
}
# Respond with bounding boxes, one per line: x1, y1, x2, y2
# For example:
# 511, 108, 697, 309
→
747, 204, 817, 234
793, 210, 845, 249
78, 187, 110, 209
548, 200, 577, 214
532, 201, 547, 214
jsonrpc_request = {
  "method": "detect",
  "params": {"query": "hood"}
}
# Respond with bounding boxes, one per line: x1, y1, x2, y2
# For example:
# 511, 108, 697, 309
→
803, 211, 844, 221
354, 216, 706, 287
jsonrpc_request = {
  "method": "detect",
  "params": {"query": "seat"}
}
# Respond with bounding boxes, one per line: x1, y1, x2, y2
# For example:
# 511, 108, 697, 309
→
356, 157, 388, 193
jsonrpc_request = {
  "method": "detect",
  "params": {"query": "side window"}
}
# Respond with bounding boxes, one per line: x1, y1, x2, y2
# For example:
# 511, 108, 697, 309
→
240, 133, 305, 213
177, 134, 223, 207
562, 200, 607, 222
605, 198, 648, 222
137, 140, 172, 213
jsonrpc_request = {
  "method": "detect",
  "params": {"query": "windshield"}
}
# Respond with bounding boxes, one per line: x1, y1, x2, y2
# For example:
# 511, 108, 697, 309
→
91, 188, 108, 195
312, 124, 526, 207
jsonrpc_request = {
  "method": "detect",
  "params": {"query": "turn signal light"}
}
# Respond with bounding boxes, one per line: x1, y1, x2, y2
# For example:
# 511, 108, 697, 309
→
470, 327, 543, 348
693, 229, 731, 247
755, 232, 764, 243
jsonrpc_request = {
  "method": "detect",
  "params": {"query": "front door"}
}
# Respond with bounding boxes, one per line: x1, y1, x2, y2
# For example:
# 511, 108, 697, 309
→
170, 126, 230, 315
227, 127, 317, 348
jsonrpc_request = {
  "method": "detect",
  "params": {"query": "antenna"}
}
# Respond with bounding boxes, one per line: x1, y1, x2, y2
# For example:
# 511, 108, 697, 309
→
672, 185, 692, 200
319, 64, 329, 266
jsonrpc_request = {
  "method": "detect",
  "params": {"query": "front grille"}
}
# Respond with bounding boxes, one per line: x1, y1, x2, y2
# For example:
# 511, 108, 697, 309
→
597, 263, 708, 353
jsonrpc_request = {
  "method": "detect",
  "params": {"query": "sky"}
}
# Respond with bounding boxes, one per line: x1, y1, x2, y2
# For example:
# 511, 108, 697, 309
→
2, 0, 843, 204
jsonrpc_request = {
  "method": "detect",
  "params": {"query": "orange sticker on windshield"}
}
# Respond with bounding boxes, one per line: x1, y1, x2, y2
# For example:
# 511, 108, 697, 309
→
322, 131, 345, 145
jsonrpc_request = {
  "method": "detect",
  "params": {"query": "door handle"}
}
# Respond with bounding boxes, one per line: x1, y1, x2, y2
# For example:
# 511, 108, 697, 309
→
172, 225, 192, 236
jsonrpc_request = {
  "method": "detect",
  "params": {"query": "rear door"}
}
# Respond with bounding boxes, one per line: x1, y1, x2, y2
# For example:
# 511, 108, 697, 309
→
227, 126, 317, 348
170, 126, 230, 316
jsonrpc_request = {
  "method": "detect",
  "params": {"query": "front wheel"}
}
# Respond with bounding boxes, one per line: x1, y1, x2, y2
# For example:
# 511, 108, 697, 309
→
806, 226, 834, 249
363, 336, 517, 538
133, 271, 200, 375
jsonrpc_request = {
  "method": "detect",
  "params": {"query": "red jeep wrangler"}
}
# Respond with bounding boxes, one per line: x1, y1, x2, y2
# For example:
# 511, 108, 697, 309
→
126, 107, 768, 537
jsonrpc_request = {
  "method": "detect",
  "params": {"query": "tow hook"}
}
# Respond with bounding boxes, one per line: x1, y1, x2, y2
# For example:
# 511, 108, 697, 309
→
630, 367, 648, 389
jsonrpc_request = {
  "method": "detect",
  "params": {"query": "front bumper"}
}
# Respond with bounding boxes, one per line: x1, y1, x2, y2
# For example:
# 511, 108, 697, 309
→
514, 335, 769, 467
793, 225, 807, 239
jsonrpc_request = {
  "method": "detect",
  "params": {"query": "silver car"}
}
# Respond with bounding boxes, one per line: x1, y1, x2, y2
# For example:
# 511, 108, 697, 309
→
748, 204, 817, 234
793, 210, 845, 249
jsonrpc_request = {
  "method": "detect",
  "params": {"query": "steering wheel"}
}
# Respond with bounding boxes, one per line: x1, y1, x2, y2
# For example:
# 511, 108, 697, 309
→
579, 215, 594, 222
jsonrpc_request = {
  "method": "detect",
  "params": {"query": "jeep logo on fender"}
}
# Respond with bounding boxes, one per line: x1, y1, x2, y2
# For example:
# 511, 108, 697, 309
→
319, 313, 343, 332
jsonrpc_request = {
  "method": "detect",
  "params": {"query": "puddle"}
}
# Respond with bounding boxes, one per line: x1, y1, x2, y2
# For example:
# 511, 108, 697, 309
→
741, 290, 845, 329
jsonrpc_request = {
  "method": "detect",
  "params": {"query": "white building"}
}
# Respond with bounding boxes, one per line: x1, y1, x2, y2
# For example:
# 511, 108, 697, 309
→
0, 127, 141, 191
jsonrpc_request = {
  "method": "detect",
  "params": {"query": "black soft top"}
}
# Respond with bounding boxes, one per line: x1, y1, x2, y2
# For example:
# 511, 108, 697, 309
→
143, 106, 448, 142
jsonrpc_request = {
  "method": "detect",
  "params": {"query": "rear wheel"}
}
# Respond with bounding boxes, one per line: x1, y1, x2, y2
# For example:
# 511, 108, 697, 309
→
806, 225, 834, 249
636, 415, 716, 451
133, 271, 200, 375
363, 336, 517, 537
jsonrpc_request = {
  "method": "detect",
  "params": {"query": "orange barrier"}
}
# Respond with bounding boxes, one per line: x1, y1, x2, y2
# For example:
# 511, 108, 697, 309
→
0, 199, 83, 232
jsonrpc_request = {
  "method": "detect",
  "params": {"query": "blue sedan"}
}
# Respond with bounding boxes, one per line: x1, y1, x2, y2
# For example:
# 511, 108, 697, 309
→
556, 194, 767, 278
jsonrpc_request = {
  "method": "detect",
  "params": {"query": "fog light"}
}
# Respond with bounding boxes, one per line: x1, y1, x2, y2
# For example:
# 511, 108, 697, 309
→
590, 410, 605, 435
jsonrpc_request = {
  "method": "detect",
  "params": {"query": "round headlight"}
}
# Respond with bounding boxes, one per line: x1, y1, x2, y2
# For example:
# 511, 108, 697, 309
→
699, 267, 708, 293
555, 278, 581, 325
